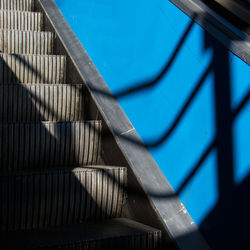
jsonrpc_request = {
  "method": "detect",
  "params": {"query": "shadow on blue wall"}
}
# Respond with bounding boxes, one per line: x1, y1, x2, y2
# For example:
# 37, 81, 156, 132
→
54, 1, 250, 248
89, 23, 250, 249
200, 32, 250, 250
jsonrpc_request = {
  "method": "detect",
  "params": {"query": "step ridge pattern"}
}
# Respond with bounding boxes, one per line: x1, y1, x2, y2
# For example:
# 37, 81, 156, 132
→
0, 167, 127, 231
0, 53, 66, 83
0, 84, 85, 122
0, 30, 54, 54
0, 10, 42, 30
0, 0, 34, 11
0, 121, 101, 170
0, 1, 161, 249
21, 233, 160, 250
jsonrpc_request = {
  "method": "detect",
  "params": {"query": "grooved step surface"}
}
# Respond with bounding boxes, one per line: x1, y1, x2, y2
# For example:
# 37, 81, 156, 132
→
0, 84, 85, 122
0, 30, 54, 54
1, 218, 161, 250
0, 121, 101, 170
0, 0, 34, 11
0, 54, 66, 84
0, 10, 42, 30
0, 167, 127, 231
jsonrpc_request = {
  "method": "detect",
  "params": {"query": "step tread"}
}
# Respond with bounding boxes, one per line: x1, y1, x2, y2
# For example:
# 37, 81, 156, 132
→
0, 165, 127, 175
1, 218, 161, 249
0, 10, 42, 31
0, 30, 54, 54
0, 53, 66, 84
0, 121, 101, 170
0, 0, 34, 11
0, 84, 85, 122
0, 166, 127, 231
0, 2, 163, 250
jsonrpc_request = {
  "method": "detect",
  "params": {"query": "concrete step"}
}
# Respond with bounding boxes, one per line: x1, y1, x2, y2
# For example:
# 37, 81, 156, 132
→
0, 84, 85, 122
0, 30, 54, 54
0, 10, 42, 31
1, 218, 161, 250
0, 54, 66, 84
0, 166, 127, 231
0, 121, 101, 170
0, 0, 34, 11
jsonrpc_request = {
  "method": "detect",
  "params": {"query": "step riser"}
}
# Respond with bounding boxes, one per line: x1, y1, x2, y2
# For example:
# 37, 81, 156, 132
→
0, 84, 85, 122
0, 54, 66, 84
1, 168, 126, 231
0, 30, 54, 54
0, 121, 101, 170
0, 10, 42, 30
27, 234, 160, 250
2, 218, 161, 250
0, 0, 34, 11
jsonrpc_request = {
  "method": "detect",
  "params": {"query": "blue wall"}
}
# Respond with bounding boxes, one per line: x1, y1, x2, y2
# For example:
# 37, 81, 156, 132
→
55, 0, 250, 248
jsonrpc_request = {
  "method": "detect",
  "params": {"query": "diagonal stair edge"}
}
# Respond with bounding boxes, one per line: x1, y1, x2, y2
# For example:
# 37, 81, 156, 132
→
37, 0, 210, 249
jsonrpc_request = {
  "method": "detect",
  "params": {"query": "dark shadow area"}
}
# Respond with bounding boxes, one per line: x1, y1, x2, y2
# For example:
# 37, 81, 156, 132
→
88, 16, 250, 249
144, 61, 212, 148
114, 20, 195, 98
0, 56, 130, 248
200, 0, 250, 35
87, 15, 250, 250
96, 59, 213, 150
88, 19, 195, 99
200, 173, 250, 250
77, 9, 250, 248
199, 31, 250, 250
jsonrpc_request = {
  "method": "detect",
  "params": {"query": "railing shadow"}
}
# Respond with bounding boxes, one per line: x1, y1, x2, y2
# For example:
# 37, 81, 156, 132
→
0, 54, 127, 246
88, 19, 195, 100
199, 30, 250, 250
83, 12, 250, 249
0, 7, 249, 248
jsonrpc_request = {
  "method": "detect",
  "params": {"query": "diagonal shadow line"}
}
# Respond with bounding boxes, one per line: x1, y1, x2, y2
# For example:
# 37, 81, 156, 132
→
84, 68, 249, 201
176, 140, 215, 196
232, 90, 250, 119
88, 54, 213, 150
85, 62, 213, 199
148, 140, 215, 200
12, 54, 44, 82
146, 139, 215, 200
4, 50, 248, 218
147, 89, 250, 200
9, 53, 66, 84
99, 60, 213, 150
144, 62, 213, 148
7, 29, 247, 207
87, 20, 195, 100
0, 60, 127, 223
114, 20, 195, 98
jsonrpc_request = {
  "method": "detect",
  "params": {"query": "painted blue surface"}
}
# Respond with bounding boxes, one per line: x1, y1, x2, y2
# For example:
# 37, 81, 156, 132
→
55, 0, 250, 247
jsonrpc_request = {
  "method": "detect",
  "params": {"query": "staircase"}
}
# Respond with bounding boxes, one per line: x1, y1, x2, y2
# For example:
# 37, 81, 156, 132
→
0, 0, 162, 249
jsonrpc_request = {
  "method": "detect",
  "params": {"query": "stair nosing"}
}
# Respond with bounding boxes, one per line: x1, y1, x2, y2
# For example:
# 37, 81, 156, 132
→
0, 166, 127, 175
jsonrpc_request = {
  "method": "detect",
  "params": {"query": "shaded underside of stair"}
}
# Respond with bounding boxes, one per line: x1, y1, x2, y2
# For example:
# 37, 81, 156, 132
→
2, 218, 161, 250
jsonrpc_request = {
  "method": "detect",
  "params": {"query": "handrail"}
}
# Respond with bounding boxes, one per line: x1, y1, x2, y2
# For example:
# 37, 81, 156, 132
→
211, 0, 250, 24
169, 0, 250, 65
